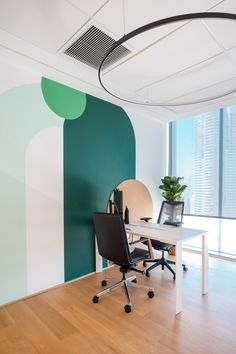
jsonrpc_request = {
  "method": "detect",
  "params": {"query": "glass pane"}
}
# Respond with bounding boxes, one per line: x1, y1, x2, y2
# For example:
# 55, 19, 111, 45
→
172, 117, 195, 214
222, 105, 236, 218
172, 110, 220, 216
220, 219, 236, 255
170, 104, 236, 256
183, 215, 220, 252
193, 112, 220, 216
183, 216, 236, 256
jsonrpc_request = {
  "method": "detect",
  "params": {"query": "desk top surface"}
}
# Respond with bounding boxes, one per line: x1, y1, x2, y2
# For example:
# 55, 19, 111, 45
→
125, 221, 208, 244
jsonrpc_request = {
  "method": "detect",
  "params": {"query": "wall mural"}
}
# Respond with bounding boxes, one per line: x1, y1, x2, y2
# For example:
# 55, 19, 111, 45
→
0, 74, 135, 304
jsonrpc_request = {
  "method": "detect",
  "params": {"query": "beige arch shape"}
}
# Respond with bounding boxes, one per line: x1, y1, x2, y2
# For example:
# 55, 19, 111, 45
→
110, 179, 153, 222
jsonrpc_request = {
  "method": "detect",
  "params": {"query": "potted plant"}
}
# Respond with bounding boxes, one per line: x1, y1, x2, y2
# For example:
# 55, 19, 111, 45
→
159, 176, 187, 255
159, 176, 187, 201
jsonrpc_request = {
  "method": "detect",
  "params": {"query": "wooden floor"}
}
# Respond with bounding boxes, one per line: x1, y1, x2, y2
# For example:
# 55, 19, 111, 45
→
1, 252, 236, 354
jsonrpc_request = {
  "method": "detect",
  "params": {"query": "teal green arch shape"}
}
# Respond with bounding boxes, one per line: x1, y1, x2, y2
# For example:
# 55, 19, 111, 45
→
41, 77, 86, 120
64, 94, 135, 280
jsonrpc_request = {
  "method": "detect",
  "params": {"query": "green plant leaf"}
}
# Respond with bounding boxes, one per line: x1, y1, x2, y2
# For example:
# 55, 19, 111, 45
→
159, 176, 187, 201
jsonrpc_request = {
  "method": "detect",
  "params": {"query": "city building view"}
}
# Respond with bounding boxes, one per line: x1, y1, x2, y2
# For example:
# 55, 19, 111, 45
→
171, 104, 236, 256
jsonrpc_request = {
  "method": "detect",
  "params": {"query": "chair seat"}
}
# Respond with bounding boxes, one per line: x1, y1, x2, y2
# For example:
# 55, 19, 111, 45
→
151, 240, 172, 251
131, 247, 150, 263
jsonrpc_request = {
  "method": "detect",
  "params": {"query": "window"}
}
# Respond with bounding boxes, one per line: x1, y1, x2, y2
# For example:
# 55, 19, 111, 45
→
170, 104, 236, 256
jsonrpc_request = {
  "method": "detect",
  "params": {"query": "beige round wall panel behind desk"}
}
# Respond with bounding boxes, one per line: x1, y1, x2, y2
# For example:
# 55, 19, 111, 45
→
110, 179, 153, 222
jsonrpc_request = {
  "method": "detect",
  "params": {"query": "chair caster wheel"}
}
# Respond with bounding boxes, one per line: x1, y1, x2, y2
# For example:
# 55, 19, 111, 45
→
101, 280, 107, 287
147, 290, 155, 298
146, 271, 150, 277
183, 266, 188, 272
92, 296, 99, 303
143, 261, 147, 267
124, 304, 132, 313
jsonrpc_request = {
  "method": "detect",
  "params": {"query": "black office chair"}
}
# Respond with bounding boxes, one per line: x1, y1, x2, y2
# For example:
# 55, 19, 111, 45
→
142, 201, 187, 279
93, 213, 155, 313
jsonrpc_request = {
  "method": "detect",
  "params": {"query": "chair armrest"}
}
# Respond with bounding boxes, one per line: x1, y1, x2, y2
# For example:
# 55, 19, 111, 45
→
140, 217, 152, 222
129, 237, 148, 246
164, 221, 183, 227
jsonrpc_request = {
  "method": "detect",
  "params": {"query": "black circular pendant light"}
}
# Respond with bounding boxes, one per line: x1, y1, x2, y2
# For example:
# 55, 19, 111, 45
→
98, 12, 236, 106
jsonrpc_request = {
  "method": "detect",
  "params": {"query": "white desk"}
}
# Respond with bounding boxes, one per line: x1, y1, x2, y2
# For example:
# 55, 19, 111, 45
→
127, 222, 208, 315
96, 221, 208, 315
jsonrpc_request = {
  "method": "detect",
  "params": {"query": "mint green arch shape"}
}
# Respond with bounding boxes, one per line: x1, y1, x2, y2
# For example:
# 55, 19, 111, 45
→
41, 77, 86, 120
0, 84, 63, 304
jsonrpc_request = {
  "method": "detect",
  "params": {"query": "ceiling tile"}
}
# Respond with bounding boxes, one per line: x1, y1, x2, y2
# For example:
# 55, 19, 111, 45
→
67, 0, 108, 16
139, 54, 236, 103
169, 77, 236, 115
123, 0, 222, 33
227, 47, 236, 65
202, 18, 236, 50
93, 0, 124, 38
0, 0, 89, 52
201, 0, 236, 50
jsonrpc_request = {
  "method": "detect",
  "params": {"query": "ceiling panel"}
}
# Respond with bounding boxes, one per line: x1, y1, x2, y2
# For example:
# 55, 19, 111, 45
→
203, 0, 236, 49
0, 0, 89, 52
227, 47, 236, 65
138, 54, 236, 103
67, 0, 108, 16
202, 19, 236, 51
102, 62, 153, 92
125, 21, 189, 52
169, 77, 236, 115
201, 2, 236, 50
124, 0, 223, 32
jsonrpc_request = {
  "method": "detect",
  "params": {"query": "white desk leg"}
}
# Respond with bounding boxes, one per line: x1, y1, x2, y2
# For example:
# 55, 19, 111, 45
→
95, 236, 103, 273
202, 234, 208, 295
175, 241, 183, 315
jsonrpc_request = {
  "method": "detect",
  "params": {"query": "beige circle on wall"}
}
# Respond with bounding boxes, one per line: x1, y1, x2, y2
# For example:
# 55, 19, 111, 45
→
110, 179, 153, 222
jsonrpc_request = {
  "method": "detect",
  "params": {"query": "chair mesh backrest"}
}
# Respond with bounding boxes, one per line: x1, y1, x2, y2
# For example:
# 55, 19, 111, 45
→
157, 201, 184, 225
93, 213, 133, 266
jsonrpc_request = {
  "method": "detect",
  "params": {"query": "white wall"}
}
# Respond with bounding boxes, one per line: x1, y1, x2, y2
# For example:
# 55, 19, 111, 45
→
26, 127, 64, 294
126, 109, 168, 219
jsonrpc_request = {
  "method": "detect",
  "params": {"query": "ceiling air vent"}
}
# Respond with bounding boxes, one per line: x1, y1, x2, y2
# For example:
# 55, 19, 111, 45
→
64, 25, 131, 69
